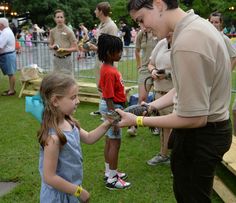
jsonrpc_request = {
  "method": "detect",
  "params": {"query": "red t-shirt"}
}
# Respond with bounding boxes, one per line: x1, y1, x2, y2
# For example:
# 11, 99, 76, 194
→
99, 63, 126, 103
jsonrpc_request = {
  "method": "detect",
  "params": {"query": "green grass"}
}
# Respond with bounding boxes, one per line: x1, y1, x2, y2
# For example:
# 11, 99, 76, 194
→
0, 71, 235, 203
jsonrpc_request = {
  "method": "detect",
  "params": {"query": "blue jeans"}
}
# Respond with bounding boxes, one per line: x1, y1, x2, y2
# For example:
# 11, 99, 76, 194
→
99, 99, 124, 139
170, 119, 232, 203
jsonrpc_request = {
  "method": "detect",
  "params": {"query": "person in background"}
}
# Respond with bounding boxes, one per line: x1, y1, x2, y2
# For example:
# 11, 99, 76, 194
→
209, 12, 236, 136
89, 1, 118, 116
116, 0, 232, 202
209, 12, 236, 69
130, 27, 138, 43
49, 9, 78, 76
98, 34, 131, 190
15, 33, 22, 54
146, 32, 173, 165
0, 18, 17, 96
32, 27, 38, 47
18, 30, 25, 47
10, 22, 17, 36
78, 23, 91, 59
38, 73, 114, 202
25, 30, 32, 47
120, 21, 131, 57
127, 29, 158, 136
79, 23, 89, 42
230, 23, 235, 34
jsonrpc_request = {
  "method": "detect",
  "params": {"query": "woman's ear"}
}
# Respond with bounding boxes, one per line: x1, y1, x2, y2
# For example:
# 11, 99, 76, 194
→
51, 95, 59, 107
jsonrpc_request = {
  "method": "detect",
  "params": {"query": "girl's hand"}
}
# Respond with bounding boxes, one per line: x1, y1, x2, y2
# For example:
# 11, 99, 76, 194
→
115, 109, 137, 128
80, 188, 90, 203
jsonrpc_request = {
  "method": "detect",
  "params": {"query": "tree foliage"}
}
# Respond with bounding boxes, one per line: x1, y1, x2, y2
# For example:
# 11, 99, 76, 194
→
11, 0, 236, 29
180, 0, 236, 26
12, 0, 95, 28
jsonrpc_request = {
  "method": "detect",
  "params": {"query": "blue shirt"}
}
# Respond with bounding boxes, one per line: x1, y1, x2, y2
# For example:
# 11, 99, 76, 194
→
39, 126, 83, 203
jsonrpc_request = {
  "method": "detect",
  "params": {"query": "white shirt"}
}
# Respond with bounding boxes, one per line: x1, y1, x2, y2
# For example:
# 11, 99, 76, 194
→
220, 32, 236, 58
149, 38, 173, 92
0, 27, 15, 54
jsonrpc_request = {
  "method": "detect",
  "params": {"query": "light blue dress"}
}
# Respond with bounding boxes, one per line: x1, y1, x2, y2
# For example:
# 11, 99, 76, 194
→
39, 126, 83, 203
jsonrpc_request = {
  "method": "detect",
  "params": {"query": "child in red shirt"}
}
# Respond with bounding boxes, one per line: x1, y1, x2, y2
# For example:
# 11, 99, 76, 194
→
97, 34, 131, 190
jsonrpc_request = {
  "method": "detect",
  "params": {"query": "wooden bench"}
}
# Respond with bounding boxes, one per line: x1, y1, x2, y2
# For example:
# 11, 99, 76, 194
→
213, 136, 236, 203
18, 78, 42, 98
76, 81, 137, 103
19, 79, 137, 103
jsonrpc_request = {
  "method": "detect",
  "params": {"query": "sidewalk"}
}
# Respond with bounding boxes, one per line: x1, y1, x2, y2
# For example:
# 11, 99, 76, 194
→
0, 182, 18, 197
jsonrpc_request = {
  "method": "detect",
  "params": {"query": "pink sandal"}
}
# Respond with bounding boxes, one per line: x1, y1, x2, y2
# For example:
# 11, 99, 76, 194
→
1, 90, 16, 96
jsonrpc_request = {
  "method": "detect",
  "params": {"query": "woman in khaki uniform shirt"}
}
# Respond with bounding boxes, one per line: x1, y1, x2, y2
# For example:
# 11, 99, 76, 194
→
116, 0, 232, 202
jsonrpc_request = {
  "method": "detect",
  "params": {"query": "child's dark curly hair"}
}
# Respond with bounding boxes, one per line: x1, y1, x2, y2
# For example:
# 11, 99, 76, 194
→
97, 34, 123, 62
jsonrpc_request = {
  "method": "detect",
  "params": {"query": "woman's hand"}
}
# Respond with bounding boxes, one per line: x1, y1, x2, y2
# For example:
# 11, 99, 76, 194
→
151, 69, 166, 80
156, 73, 166, 80
115, 109, 137, 128
151, 69, 158, 79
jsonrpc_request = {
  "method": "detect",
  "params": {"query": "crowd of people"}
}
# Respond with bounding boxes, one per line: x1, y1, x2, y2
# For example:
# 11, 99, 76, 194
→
1, 0, 236, 202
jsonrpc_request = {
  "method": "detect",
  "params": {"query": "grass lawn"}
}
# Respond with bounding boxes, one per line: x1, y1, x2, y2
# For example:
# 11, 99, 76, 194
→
0, 71, 235, 203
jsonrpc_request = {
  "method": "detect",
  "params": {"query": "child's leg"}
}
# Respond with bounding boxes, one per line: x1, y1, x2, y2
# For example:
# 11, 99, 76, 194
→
104, 137, 110, 176
107, 138, 121, 172
104, 137, 110, 162
106, 138, 131, 190
104, 136, 127, 180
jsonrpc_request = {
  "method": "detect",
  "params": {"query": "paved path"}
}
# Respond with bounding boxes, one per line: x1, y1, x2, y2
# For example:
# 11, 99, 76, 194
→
0, 182, 18, 197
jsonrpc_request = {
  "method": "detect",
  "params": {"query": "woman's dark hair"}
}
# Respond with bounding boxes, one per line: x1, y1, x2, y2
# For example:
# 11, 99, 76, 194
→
97, 34, 123, 62
127, 0, 178, 12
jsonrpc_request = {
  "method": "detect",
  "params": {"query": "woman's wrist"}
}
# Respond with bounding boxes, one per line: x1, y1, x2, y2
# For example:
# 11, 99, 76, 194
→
74, 185, 83, 197
150, 68, 156, 74
136, 116, 144, 127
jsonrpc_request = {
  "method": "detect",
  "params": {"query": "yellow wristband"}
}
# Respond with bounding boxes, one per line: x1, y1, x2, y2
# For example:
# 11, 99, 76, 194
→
136, 116, 144, 127
74, 185, 83, 197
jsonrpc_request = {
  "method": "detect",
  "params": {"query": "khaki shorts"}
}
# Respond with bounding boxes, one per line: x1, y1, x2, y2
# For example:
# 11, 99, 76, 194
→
53, 56, 74, 77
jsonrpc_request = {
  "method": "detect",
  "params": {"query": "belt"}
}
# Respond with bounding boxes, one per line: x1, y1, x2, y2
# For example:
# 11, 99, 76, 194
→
206, 119, 230, 128
156, 91, 168, 95
0, 51, 15, 56
54, 54, 71, 58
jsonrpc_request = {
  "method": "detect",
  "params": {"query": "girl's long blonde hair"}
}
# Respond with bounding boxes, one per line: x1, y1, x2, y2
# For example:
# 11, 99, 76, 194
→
38, 73, 80, 148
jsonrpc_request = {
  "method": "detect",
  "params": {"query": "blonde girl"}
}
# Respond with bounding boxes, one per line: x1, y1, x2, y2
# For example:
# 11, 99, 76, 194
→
38, 73, 112, 203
